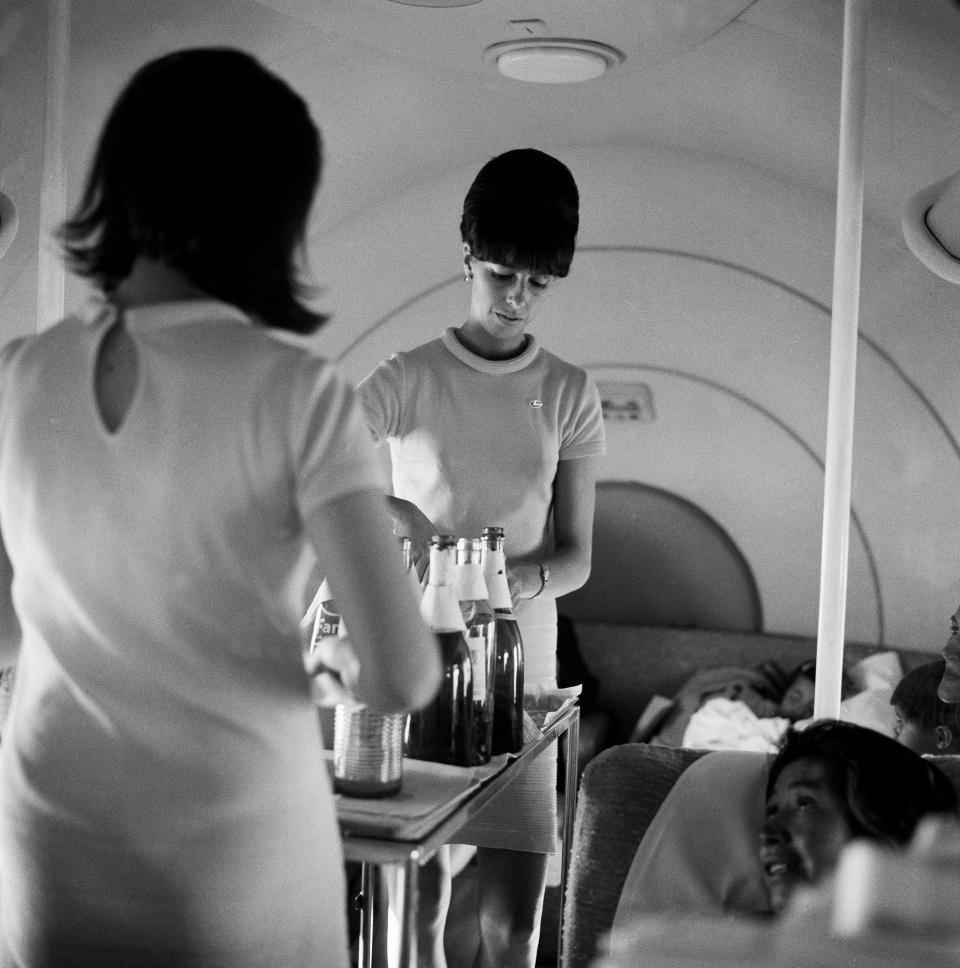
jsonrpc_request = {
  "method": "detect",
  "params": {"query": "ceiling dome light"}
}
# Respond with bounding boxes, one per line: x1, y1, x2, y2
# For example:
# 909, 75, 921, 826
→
484, 39, 624, 84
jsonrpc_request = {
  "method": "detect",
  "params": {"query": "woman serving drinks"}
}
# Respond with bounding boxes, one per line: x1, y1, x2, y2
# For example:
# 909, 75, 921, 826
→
359, 147, 605, 968
0, 47, 439, 968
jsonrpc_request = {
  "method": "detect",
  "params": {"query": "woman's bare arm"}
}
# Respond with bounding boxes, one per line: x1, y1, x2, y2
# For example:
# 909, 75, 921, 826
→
305, 488, 440, 713
507, 456, 598, 602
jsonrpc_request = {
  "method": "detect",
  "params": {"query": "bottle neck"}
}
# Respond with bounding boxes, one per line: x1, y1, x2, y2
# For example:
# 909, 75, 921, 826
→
454, 558, 489, 603
422, 546, 467, 633
483, 547, 513, 613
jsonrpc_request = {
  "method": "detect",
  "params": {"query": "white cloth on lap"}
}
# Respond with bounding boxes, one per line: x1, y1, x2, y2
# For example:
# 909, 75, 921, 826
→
682, 697, 790, 753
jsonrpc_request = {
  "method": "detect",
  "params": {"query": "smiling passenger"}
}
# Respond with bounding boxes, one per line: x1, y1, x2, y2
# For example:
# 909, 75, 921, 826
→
938, 602, 960, 702
760, 720, 956, 914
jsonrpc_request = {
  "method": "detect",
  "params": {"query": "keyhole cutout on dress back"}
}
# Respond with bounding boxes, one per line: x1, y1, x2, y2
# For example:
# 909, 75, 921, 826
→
95, 320, 139, 434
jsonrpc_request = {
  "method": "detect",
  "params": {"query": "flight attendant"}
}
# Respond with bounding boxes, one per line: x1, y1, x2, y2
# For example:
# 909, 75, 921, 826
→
359, 147, 606, 968
0, 47, 439, 968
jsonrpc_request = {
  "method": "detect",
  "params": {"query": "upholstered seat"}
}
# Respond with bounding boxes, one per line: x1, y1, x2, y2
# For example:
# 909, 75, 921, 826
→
560, 743, 960, 968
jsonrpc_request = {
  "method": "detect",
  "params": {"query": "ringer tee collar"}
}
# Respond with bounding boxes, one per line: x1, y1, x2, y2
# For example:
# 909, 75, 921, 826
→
440, 327, 540, 374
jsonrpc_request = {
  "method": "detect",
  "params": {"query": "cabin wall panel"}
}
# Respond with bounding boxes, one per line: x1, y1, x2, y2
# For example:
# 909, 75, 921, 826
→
321, 143, 959, 653
0, 0, 49, 341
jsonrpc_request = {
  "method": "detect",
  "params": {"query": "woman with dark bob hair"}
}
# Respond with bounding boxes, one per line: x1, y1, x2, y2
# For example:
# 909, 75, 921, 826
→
760, 720, 957, 914
0, 47, 439, 966
59, 46, 324, 334
359, 148, 606, 967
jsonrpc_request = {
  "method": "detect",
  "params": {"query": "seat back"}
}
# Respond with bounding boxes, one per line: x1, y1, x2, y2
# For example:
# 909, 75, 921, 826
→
560, 743, 960, 968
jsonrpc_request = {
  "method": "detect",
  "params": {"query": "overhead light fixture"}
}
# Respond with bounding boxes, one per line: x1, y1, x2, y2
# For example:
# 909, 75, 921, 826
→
484, 39, 624, 84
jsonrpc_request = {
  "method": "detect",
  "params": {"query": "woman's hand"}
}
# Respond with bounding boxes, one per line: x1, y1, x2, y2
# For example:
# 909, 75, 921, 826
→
304, 635, 362, 708
385, 496, 436, 581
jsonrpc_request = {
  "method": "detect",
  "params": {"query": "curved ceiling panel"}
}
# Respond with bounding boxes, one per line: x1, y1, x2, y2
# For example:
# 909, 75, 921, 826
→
337, 245, 959, 647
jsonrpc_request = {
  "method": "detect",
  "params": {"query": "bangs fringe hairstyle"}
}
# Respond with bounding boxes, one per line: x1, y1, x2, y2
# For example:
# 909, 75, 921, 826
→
767, 720, 957, 847
891, 659, 960, 732
59, 47, 326, 334
460, 148, 579, 278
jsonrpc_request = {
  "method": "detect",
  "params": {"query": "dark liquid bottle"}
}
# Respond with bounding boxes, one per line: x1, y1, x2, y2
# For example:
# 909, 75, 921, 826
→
482, 526, 525, 755
454, 536, 496, 766
404, 536, 474, 767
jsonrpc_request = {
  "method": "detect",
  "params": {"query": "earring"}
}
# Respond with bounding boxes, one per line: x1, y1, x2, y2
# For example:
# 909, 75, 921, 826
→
464, 270, 473, 282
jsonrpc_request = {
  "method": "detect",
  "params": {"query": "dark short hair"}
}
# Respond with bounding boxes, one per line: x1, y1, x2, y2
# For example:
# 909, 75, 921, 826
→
460, 148, 579, 277
59, 47, 325, 334
891, 659, 960, 732
767, 720, 957, 847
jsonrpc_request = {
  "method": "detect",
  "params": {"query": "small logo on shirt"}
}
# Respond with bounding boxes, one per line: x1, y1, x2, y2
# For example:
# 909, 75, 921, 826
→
529, 399, 543, 408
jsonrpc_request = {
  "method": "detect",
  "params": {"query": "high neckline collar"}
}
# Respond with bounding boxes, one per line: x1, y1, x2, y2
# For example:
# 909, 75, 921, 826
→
440, 327, 540, 374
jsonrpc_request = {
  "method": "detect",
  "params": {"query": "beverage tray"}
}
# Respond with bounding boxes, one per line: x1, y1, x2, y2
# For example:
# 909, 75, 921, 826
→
328, 752, 509, 840
331, 687, 581, 842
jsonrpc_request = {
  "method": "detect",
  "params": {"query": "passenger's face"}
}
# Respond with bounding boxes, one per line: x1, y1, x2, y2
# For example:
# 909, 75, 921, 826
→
893, 707, 941, 756
939, 606, 960, 703
778, 674, 816, 721
462, 251, 553, 358
760, 757, 855, 914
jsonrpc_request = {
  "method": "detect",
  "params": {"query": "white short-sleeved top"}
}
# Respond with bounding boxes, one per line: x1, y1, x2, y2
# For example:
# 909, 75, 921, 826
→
358, 328, 605, 561
0, 297, 382, 964
358, 328, 605, 684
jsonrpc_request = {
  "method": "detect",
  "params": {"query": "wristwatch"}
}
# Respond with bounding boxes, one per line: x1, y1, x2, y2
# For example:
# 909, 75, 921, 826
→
532, 562, 550, 598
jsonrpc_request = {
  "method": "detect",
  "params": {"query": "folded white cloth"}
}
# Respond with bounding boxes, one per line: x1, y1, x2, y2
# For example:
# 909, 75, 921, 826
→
682, 697, 790, 753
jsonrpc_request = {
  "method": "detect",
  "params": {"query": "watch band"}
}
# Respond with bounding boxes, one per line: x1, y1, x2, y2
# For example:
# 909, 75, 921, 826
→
531, 562, 550, 599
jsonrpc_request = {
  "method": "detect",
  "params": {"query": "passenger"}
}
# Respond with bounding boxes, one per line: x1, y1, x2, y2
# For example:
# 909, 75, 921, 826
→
891, 659, 960, 755
760, 720, 957, 914
938, 601, 960, 702
776, 659, 817, 721
358, 148, 606, 968
0, 47, 439, 967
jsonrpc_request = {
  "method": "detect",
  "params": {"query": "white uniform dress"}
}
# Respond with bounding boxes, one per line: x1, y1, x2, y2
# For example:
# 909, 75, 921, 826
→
358, 328, 605, 851
0, 297, 383, 967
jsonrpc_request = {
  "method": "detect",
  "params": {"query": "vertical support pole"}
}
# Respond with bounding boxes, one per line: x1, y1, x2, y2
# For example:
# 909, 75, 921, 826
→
37, 0, 70, 331
814, 0, 870, 720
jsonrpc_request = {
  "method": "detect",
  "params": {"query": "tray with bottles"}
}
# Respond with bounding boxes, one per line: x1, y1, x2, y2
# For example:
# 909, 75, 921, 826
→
330, 685, 581, 841
327, 751, 506, 840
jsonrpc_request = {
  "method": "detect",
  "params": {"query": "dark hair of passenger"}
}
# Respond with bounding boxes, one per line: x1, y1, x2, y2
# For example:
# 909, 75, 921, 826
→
892, 659, 960, 732
58, 47, 326, 334
459, 148, 579, 278
767, 720, 957, 846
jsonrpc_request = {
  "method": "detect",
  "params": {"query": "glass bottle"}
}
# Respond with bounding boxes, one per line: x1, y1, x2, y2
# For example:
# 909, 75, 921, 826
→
454, 536, 496, 765
482, 526, 525, 755
404, 535, 474, 767
309, 578, 340, 654
306, 578, 339, 749
399, 535, 423, 601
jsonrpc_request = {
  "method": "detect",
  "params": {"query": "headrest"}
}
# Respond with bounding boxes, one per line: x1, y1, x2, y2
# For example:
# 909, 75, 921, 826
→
609, 749, 770, 946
